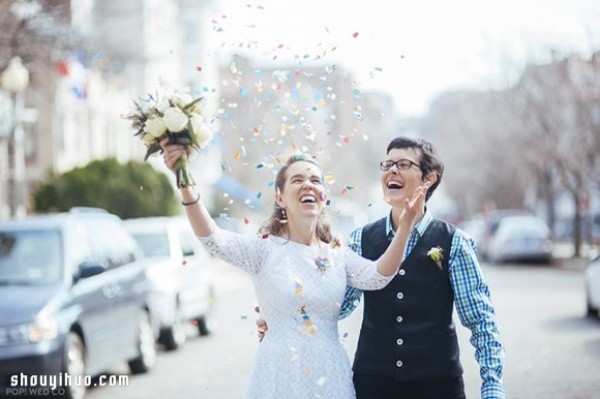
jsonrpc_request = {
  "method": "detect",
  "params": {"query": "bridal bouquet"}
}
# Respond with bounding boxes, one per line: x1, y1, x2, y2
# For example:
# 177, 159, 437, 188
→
124, 87, 213, 187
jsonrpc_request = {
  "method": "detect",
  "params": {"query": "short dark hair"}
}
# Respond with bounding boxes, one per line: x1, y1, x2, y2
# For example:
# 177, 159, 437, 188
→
386, 136, 444, 201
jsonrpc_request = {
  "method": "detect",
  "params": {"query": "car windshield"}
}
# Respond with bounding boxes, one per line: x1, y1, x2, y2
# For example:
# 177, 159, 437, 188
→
0, 230, 62, 285
499, 217, 549, 238
130, 232, 170, 257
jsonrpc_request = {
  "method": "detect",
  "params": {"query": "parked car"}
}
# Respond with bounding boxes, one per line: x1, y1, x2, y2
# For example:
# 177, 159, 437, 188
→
124, 216, 215, 350
457, 216, 486, 249
0, 208, 156, 399
585, 255, 600, 318
486, 215, 554, 264
479, 209, 534, 259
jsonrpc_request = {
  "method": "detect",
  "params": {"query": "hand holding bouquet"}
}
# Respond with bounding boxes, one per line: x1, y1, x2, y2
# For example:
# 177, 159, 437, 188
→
124, 87, 213, 187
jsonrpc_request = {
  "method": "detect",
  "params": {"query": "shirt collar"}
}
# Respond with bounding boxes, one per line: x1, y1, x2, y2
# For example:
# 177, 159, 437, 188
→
386, 208, 433, 240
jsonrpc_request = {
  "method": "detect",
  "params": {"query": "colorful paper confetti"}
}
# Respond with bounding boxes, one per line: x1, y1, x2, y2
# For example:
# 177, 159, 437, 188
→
314, 257, 330, 273
300, 305, 316, 335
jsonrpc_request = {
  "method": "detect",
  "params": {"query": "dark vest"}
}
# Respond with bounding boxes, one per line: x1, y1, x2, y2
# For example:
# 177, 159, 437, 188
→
353, 216, 463, 381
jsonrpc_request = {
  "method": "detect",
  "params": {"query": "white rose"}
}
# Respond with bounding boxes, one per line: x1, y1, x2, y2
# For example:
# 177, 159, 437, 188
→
142, 133, 156, 144
172, 92, 193, 107
144, 117, 167, 138
162, 107, 189, 132
190, 114, 213, 147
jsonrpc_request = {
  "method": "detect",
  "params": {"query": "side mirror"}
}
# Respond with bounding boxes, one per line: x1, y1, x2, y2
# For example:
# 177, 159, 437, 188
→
75, 261, 106, 281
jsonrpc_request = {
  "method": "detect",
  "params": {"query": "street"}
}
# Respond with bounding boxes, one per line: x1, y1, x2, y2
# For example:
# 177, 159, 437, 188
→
86, 258, 600, 399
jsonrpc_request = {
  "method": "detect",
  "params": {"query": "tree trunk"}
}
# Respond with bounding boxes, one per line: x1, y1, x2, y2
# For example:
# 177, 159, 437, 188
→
572, 190, 582, 258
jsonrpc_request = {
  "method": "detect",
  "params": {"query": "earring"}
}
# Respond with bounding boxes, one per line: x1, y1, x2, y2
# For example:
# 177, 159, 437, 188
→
277, 206, 288, 224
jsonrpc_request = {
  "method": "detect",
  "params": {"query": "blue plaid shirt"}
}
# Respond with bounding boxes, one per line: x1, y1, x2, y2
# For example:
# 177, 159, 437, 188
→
340, 210, 505, 399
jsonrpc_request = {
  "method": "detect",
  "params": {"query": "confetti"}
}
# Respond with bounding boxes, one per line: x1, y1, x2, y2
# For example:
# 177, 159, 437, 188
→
300, 305, 316, 335
294, 277, 303, 296
341, 185, 354, 195
314, 257, 330, 272
243, 217, 250, 224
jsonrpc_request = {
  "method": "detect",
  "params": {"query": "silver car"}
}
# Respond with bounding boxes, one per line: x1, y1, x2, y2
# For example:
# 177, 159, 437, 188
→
124, 217, 216, 350
585, 255, 600, 318
486, 215, 554, 264
0, 208, 156, 399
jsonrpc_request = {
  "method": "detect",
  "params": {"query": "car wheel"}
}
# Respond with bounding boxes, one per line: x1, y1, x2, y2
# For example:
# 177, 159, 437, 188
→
196, 315, 213, 336
196, 287, 216, 336
585, 289, 598, 318
161, 304, 187, 350
63, 332, 86, 399
128, 311, 157, 374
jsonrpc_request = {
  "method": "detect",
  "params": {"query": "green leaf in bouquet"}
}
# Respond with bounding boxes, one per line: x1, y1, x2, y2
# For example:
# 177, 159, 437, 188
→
186, 120, 201, 149
175, 136, 194, 146
133, 99, 144, 112
183, 97, 203, 113
144, 142, 162, 161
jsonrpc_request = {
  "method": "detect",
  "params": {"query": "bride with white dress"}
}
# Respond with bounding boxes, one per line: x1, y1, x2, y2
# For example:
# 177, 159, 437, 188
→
161, 143, 427, 398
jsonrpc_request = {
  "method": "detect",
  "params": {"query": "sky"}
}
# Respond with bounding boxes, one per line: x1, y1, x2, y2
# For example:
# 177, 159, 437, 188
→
205, 0, 599, 117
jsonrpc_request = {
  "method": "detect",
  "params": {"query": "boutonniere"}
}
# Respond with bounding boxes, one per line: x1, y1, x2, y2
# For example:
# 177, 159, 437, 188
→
427, 246, 444, 270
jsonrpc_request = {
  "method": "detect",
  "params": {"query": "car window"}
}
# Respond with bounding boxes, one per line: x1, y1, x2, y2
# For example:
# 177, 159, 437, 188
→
0, 230, 62, 285
84, 218, 138, 269
130, 232, 170, 258
179, 229, 195, 257
497, 217, 549, 238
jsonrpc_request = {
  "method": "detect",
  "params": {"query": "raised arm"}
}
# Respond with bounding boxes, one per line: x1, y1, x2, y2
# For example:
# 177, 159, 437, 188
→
375, 182, 428, 276
161, 139, 215, 237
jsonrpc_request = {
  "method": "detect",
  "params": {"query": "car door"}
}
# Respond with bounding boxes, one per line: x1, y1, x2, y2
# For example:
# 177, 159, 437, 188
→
88, 217, 148, 363
68, 219, 123, 375
177, 224, 212, 320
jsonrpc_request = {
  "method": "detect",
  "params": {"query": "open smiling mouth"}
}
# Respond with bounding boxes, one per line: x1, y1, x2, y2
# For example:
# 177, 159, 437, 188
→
386, 181, 403, 190
300, 194, 317, 204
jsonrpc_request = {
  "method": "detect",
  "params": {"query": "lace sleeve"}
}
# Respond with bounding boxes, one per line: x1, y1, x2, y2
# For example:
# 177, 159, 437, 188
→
342, 247, 395, 290
197, 226, 267, 274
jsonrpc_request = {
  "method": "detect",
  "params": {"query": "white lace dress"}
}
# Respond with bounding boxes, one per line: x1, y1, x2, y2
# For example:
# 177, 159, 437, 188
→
199, 227, 394, 399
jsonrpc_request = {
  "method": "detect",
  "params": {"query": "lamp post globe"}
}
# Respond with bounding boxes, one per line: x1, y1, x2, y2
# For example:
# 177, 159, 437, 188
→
1, 57, 29, 93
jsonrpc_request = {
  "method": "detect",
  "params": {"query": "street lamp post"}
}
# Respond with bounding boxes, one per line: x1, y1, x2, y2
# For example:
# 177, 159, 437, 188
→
1, 57, 30, 218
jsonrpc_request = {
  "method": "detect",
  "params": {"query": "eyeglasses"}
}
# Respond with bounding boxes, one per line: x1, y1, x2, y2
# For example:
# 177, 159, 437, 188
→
379, 159, 419, 172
